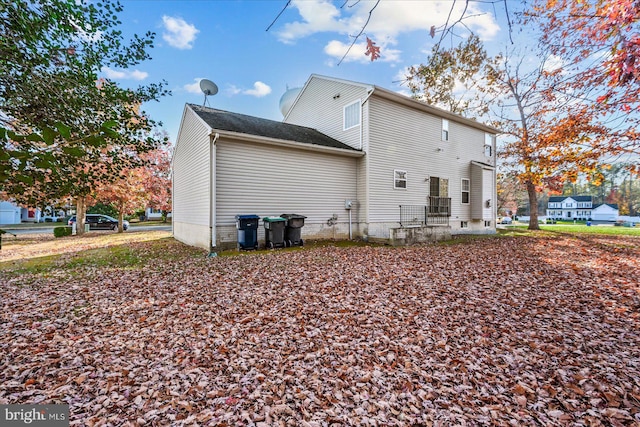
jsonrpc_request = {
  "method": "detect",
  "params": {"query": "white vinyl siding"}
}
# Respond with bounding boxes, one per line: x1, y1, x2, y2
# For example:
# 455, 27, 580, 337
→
215, 139, 357, 227
471, 162, 495, 220
172, 107, 211, 227
284, 76, 368, 150
344, 100, 361, 130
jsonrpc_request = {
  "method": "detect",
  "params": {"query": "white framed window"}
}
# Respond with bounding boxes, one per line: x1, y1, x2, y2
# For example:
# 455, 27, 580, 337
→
394, 170, 407, 189
461, 179, 470, 204
484, 220, 492, 227
460, 221, 468, 229
343, 100, 361, 130
484, 133, 495, 156
442, 119, 449, 141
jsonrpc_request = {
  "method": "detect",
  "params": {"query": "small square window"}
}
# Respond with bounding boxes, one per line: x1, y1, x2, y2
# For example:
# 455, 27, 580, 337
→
394, 170, 407, 189
461, 221, 468, 229
442, 119, 449, 141
484, 220, 492, 227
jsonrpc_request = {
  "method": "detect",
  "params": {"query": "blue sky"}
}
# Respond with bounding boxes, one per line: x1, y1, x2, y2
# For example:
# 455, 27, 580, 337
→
108, 0, 516, 144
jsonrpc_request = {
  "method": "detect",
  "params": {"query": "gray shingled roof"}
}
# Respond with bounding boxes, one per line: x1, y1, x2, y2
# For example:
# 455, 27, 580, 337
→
548, 195, 593, 202
188, 104, 359, 152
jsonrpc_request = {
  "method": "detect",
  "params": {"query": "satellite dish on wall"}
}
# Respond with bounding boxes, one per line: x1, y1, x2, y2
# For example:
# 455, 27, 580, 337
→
200, 79, 218, 106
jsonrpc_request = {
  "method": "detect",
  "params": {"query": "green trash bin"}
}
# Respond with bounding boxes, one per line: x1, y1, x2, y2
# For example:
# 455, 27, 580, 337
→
263, 216, 286, 249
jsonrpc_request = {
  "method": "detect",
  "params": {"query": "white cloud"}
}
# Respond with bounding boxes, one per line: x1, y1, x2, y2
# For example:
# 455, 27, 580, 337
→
162, 16, 199, 49
276, 0, 500, 61
243, 82, 272, 97
543, 55, 564, 73
226, 85, 242, 96
324, 39, 401, 64
184, 78, 205, 94
225, 82, 272, 98
102, 66, 148, 80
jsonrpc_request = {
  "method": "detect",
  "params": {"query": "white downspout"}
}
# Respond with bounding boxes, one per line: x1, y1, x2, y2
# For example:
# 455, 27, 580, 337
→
209, 132, 219, 257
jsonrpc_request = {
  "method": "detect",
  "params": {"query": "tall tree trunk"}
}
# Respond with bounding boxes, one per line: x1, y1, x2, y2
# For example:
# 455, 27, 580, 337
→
118, 207, 124, 233
526, 180, 540, 230
76, 195, 86, 235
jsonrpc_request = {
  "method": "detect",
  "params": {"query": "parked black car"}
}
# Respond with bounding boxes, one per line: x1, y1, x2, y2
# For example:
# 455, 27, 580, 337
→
67, 214, 129, 231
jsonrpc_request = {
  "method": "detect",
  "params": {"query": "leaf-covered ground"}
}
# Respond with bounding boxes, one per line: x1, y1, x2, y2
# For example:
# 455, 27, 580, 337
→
1, 234, 639, 426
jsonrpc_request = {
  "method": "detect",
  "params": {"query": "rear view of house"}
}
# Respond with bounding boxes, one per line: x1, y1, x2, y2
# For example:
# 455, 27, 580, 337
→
172, 74, 499, 250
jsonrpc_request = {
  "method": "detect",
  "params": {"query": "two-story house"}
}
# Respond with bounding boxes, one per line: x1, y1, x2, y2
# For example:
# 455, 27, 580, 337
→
172, 75, 499, 250
546, 195, 619, 221
546, 196, 594, 220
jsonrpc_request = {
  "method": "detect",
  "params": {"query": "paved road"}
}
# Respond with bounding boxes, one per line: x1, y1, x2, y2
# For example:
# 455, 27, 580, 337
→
1, 225, 171, 235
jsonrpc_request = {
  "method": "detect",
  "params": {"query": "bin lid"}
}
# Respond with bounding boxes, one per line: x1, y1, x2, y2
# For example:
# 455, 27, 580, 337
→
235, 214, 260, 219
281, 213, 307, 219
263, 216, 286, 222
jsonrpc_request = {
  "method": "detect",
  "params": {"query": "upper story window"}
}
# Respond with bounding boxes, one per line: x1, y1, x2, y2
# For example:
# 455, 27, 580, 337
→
442, 119, 449, 141
394, 170, 407, 189
461, 179, 470, 204
343, 100, 361, 130
484, 133, 495, 156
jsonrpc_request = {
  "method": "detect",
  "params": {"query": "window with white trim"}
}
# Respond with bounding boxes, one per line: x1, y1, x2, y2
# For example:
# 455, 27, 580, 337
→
442, 119, 449, 141
343, 100, 361, 130
484, 220, 492, 227
484, 133, 495, 157
394, 170, 407, 189
461, 179, 470, 204
460, 221, 468, 229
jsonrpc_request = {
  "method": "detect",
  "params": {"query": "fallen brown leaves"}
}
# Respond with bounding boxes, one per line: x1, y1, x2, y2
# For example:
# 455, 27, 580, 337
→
1, 234, 639, 426
0, 230, 172, 263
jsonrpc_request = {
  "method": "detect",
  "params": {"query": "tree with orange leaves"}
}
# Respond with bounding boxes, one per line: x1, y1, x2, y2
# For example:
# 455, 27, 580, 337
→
407, 35, 608, 230
530, 0, 640, 170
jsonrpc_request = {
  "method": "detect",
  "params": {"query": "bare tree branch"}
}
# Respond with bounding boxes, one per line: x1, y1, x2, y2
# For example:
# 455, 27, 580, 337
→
265, 0, 291, 32
337, 0, 381, 66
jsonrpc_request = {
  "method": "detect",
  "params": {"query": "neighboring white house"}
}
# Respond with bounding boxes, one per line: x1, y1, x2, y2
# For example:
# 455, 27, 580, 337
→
591, 203, 619, 221
172, 74, 499, 250
0, 200, 42, 224
145, 207, 172, 221
546, 196, 595, 220
0, 201, 21, 225
546, 195, 621, 222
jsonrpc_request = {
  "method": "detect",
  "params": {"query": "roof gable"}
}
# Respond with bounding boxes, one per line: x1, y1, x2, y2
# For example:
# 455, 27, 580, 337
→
187, 104, 359, 152
295, 74, 500, 135
593, 203, 619, 210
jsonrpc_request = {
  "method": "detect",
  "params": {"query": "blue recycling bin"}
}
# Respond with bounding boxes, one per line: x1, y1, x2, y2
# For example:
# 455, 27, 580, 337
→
235, 214, 260, 250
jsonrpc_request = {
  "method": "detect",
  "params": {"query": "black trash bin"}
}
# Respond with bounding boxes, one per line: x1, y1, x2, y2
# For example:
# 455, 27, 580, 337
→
235, 214, 260, 250
263, 216, 286, 249
281, 214, 307, 247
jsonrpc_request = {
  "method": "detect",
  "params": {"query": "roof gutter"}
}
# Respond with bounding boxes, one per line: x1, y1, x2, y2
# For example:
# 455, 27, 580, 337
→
208, 131, 219, 257
213, 130, 365, 158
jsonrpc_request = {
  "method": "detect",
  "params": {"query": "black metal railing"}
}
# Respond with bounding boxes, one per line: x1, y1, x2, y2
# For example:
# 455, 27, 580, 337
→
400, 197, 451, 227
